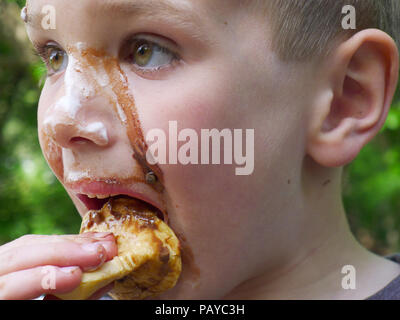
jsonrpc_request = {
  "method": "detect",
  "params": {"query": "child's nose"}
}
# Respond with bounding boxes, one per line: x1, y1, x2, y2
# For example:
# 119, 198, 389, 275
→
42, 95, 112, 150
44, 117, 109, 149
42, 53, 116, 150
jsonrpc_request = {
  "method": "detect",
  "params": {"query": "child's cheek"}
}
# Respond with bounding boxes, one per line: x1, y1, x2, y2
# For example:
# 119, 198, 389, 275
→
132, 66, 240, 178
131, 67, 244, 212
38, 82, 64, 181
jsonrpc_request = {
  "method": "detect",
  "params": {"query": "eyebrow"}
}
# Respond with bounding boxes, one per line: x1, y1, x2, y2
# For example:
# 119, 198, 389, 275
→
105, 0, 208, 35
99, 0, 198, 20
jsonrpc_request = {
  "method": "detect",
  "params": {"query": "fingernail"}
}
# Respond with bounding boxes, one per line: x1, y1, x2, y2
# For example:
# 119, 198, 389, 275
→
60, 266, 80, 275
81, 242, 104, 256
81, 243, 107, 271
81, 232, 113, 239
93, 232, 114, 239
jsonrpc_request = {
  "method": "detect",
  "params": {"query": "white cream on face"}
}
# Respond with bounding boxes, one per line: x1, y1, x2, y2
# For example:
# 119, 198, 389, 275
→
58, 54, 93, 119
83, 122, 109, 144
42, 43, 113, 146
41, 42, 159, 187
20, 6, 28, 23
116, 102, 127, 124
65, 169, 91, 182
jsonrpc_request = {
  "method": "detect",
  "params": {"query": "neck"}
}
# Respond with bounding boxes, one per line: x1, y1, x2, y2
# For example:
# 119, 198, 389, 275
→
224, 157, 400, 299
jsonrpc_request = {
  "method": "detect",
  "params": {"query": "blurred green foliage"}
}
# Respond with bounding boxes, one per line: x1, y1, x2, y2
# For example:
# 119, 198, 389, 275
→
0, 0, 400, 256
0, 1, 80, 244
344, 97, 400, 255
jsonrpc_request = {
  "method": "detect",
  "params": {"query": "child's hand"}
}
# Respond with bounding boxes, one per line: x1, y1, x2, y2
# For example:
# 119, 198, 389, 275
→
0, 232, 117, 300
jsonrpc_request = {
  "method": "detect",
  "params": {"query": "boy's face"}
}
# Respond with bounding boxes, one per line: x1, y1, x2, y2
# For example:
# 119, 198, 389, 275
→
26, 0, 313, 298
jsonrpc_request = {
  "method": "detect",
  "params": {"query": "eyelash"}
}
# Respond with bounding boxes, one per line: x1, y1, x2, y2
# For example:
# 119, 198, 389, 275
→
122, 36, 182, 78
32, 44, 62, 77
130, 45, 180, 76
33, 36, 182, 79
32, 47, 48, 68
33, 45, 48, 60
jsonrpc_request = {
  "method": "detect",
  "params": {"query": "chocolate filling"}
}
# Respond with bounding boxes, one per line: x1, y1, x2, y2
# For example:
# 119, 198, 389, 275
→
77, 194, 164, 221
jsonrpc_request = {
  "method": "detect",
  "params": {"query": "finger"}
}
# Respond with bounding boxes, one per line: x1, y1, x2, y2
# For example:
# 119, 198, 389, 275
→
80, 233, 117, 260
0, 265, 82, 300
0, 233, 114, 255
0, 240, 117, 276
80, 232, 114, 239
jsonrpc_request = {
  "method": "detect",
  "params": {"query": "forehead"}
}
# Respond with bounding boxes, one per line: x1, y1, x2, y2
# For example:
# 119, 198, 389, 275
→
27, 0, 201, 28
24, 0, 248, 50
25, 0, 243, 28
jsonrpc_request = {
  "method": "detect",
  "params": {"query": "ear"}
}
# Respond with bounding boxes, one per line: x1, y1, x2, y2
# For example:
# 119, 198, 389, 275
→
306, 29, 399, 167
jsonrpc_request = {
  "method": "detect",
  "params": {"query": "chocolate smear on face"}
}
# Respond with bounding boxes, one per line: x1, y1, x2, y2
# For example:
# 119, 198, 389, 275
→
40, 129, 64, 181
42, 44, 164, 191
81, 47, 164, 191
176, 232, 201, 283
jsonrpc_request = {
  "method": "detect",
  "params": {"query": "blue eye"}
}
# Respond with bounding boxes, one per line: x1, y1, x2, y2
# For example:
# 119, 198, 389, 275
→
130, 39, 177, 70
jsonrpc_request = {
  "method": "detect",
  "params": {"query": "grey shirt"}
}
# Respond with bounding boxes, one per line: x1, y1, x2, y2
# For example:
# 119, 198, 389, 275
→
366, 254, 400, 300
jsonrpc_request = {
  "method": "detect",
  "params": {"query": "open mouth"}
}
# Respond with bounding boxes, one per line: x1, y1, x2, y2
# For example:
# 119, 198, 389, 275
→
76, 193, 165, 221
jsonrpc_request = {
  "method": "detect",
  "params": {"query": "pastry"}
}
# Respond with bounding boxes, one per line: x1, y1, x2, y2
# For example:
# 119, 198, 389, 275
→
55, 197, 181, 300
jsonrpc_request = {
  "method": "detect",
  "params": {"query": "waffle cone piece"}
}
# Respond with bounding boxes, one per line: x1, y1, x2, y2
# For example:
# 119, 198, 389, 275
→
55, 197, 181, 300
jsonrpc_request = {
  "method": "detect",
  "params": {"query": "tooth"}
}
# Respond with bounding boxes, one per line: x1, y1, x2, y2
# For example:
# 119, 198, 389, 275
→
96, 195, 110, 199
87, 194, 97, 199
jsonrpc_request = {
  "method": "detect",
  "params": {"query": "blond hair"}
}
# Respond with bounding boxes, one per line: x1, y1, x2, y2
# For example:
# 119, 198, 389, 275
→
253, 0, 400, 61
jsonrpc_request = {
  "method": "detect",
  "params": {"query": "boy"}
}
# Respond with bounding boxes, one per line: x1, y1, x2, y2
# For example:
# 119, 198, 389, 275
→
0, 0, 399, 299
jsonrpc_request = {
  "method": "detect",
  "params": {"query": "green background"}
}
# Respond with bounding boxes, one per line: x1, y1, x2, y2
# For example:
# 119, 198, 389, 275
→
1, 0, 400, 256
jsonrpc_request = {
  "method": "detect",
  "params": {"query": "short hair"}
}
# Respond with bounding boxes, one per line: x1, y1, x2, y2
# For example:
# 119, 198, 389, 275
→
252, 0, 400, 61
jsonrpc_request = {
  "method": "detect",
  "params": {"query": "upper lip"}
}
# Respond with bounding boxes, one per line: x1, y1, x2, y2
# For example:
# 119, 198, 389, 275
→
65, 179, 166, 221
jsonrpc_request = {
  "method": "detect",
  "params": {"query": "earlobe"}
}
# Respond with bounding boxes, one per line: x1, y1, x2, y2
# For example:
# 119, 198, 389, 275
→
307, 29, 399, 167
